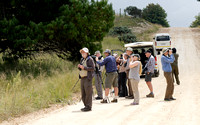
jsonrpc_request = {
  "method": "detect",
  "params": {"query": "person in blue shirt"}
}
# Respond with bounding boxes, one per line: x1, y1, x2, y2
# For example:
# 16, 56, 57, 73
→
96, 49, 118, 103
161, 48, 176, 101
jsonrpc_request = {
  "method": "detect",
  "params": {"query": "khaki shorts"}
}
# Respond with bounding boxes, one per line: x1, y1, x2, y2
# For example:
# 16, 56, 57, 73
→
105, 72, 118, 89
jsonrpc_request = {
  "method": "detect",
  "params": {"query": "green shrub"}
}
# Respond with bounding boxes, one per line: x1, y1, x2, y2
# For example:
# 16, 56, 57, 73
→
109, 26, 132, 36
118, 34, 137, 43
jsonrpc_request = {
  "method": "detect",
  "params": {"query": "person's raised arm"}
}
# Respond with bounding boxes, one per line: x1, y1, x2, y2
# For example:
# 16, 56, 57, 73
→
129, 61, 139, 68
96, 57, 108, 66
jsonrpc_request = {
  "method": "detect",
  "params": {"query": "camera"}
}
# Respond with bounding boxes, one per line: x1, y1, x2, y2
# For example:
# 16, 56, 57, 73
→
91, 55, 103, 62
120, 54, 123, 59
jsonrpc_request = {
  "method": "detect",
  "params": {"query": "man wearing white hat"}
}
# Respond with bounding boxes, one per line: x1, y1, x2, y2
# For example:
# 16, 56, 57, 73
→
161, 48, 176, 101
78, 47, 95, 111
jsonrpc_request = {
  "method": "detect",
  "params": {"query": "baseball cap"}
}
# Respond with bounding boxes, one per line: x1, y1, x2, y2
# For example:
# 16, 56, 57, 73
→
162, 48, 169, 54
80, 47, 89, 53
126, 47, 133, 52
104, 49, 111, 54
132, 54, 140, 60
145, 50, 152, 53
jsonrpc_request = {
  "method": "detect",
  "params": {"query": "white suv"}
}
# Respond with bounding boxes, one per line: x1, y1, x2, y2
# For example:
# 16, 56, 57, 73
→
124, 42, 159, 77
154, 33, 171, 52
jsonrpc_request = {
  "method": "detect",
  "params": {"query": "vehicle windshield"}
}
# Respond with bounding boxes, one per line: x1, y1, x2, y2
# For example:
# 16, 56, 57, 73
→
156, 36, 170, 41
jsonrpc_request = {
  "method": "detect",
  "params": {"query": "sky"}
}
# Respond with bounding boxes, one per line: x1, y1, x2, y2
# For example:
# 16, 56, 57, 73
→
108, 0, 200, 27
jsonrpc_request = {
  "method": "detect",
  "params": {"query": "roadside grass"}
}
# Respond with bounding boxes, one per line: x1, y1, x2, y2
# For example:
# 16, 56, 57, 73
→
0, 54, 80, 122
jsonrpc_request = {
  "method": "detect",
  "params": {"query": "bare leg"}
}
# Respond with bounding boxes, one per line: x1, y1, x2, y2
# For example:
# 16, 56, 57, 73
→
146, 82, 153, 93
105, 88, 109, 96
114, 87, 118, 96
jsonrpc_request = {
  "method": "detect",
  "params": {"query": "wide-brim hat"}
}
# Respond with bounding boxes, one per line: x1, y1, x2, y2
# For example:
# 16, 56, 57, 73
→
126, 47, 133, 52
94, 51, 100, 55
162, 48, 169, 54
80, 47, 89, 53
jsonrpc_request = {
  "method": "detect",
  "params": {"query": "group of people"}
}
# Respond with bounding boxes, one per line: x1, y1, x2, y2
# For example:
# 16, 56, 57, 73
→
78, 47, 180, 112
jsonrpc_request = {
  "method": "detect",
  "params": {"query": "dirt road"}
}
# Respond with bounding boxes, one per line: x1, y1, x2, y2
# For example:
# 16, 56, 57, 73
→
2, 27, 200, 125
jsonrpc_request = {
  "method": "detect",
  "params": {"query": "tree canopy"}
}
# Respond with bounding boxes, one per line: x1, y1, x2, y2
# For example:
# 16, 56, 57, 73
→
0, 0, 115, 61
190, 13, 200, 27
125, 6, 142, 18
142, 3, 169, 27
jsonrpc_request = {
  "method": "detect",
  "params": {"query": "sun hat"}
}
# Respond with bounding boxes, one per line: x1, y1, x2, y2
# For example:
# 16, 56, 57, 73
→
80, 47, 89, 53
162, 48, 169, 54
126, 47, 133, 52
94, 51, 101, 55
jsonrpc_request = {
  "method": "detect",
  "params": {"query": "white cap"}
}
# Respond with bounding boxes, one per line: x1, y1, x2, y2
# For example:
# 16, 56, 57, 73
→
80, 47, 89, 53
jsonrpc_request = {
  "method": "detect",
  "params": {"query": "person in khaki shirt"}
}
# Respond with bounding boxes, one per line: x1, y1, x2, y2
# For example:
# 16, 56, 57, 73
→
171, 48, 180, 85
78, 47, 95, 112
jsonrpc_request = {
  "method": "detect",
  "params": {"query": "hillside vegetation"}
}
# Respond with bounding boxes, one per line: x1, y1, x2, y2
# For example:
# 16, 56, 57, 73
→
0, 15, 160, 122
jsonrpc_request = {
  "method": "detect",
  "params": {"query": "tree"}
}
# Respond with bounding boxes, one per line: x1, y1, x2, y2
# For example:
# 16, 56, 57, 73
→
125, 6, 142, 18
0, 0, 115, 61
142, 3, 169, 27
190, 13, 200, 27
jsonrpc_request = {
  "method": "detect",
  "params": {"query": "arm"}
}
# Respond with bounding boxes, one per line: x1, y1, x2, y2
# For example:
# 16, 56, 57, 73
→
99, 57, 104, 72
97, 57, 108, 66
163, 54, 175, 63
125, 58, 130, 71
129, 61, 139, 68
84, 58, 95, 71
147, 58, 155, 72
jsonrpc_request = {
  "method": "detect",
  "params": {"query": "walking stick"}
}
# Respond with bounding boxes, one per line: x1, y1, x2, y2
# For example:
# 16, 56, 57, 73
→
71, 78, 80, 91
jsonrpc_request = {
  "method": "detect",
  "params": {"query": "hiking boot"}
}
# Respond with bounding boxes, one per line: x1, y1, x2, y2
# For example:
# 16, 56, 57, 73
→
111, 99, 118, 103
81, 107, 91, 112
164, 98, 171, 101
146, 93, 154, 98
125, 95, 134, 99
101, 99, 108, 103
95, 97, 103, 100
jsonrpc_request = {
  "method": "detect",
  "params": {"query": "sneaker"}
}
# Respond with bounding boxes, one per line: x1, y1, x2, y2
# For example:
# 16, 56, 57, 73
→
125, 95, 134, 99
164, 98, 171, 101
170, 97, 176, 100
101, 99, 108, 103
95, 97, 103, 100
111, 99, 118, 103
130, 102, 139, 105
146, 93, 154, 98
